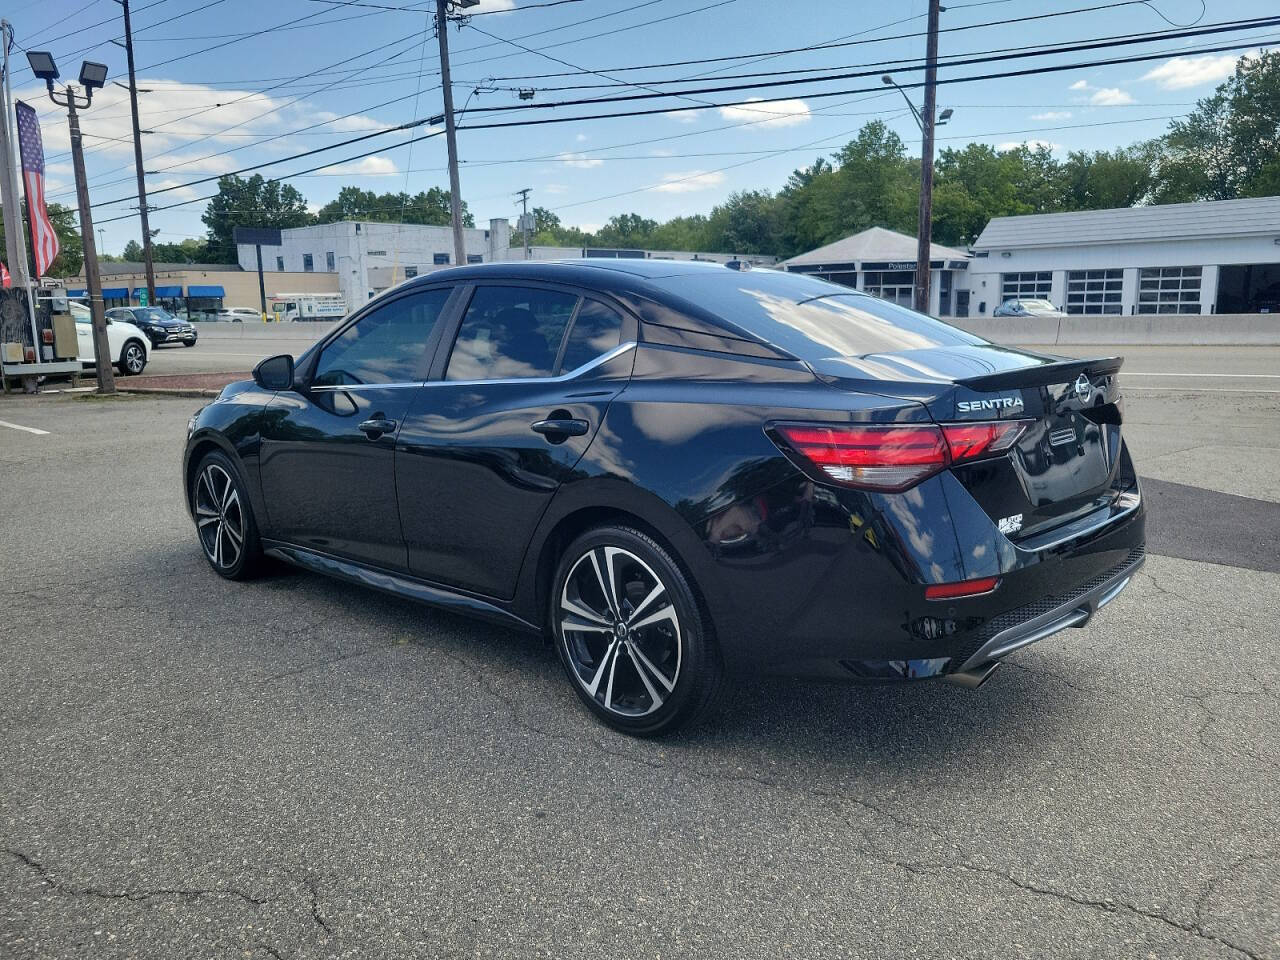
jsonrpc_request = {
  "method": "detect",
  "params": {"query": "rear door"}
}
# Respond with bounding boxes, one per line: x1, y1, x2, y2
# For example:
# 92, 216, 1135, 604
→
396, 282, 635, 599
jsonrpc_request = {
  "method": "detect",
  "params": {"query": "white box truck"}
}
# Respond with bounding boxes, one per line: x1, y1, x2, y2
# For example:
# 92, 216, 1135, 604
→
268, 293, 347, 322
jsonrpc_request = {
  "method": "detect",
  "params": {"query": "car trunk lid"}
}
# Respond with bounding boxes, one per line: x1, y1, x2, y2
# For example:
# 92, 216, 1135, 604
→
809, 345, 1132, 543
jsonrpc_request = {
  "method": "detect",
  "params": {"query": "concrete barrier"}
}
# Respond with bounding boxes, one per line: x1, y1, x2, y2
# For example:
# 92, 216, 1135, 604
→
951, 313, 1280, 346
191, 321, 338, 341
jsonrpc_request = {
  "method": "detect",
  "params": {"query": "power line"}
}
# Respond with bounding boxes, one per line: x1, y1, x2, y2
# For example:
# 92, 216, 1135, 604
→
86, 26, 1274, 217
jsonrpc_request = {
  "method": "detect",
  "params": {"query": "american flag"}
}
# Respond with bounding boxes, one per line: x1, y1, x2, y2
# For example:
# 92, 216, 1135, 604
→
15, 101, 59, 277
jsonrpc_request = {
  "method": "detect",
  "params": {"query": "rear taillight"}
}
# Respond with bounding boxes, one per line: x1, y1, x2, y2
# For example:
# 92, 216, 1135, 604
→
770, 420, 1028, 492
925, 576, 1001, 600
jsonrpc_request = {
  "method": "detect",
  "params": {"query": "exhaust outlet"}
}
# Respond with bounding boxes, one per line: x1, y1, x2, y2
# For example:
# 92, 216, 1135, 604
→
943, 660, 1000, 689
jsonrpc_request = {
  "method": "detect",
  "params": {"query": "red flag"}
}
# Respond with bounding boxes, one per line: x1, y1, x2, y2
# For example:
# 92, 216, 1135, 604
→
15, 101, 59, 277
0, 262, 10, 288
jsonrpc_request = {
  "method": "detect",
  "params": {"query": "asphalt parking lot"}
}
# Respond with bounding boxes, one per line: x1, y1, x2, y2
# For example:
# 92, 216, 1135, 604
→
1, 352, 1277, 959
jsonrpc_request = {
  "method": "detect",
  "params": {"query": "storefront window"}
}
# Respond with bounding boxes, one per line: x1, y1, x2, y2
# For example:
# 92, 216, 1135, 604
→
1138, 266, 1201, 314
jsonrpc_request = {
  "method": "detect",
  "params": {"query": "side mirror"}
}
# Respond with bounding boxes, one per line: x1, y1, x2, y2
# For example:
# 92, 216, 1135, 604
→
253, 353, 295, 391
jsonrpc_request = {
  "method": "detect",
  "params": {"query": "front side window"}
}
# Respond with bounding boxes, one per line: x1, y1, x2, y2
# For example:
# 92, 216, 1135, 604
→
312, 287, 451, 387
560, 299, 623, 372
446, 285, 579, 381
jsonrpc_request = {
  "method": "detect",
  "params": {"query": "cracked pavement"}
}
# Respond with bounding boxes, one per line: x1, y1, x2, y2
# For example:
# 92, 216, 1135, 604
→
1, 386, 1277, 959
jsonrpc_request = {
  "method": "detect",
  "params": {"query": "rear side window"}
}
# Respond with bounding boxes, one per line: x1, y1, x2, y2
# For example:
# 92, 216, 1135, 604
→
446, 285, 579, 381
560, 299, 623, 372
654, 271, 985, 359
313, 287, 451, 386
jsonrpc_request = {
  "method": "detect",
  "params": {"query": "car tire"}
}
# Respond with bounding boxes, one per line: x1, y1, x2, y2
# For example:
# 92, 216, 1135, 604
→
182, 340, 196, 347
190, 450, 263, 581
118, 338, 147, 376
551, 525, 723, 737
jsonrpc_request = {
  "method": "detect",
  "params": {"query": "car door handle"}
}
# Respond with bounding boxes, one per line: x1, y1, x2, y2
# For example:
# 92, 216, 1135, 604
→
531, 418, 589, 438
358, 418, 397, 438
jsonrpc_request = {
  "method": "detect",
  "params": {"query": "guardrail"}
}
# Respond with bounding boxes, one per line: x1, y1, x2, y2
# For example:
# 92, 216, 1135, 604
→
950, 313, 1280, 346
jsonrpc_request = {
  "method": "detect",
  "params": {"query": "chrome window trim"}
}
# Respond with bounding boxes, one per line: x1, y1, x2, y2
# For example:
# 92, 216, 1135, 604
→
306, 341, 636, 393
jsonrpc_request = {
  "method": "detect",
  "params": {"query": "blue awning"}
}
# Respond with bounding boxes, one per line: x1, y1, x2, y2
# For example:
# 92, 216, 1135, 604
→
102, 287, 129, 299
67, 288, 86, 297
187, 285, 225, 297
135, 285, 182, 297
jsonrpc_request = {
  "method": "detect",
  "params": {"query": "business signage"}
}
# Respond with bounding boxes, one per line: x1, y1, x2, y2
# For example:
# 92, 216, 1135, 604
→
233, 227, 283, 247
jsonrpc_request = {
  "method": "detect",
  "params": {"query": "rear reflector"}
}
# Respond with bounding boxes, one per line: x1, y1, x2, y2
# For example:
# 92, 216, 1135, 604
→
925, 577, 1000, 600
770, 420, 1030, 493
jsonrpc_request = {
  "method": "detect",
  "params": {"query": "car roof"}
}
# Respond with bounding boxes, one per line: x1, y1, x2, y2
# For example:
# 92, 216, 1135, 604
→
409, 257, 748, 285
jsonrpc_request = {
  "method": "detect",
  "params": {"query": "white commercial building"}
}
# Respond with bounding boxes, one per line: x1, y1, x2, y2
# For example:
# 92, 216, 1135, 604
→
238, 220, 780, 310
780, 227, 972, 317
968, 196, 1280, 317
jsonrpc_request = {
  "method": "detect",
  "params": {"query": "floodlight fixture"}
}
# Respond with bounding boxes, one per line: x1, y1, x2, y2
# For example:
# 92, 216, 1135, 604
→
26, 50, 59, 82
79, 61, 108, 91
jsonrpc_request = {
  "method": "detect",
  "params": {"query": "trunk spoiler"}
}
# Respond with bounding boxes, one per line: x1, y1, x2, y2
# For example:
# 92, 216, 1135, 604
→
957, 355, 1124, 392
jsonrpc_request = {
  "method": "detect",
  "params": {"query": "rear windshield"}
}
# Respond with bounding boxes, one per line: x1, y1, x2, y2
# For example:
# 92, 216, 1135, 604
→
653, 270, 984, 359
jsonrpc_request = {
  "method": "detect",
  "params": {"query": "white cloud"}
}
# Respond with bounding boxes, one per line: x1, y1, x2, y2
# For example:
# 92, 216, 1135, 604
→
663, 110, 698, 124
650, 148, 675, 157
1030, 111, 1072, 121
470, 0, 515, 10
316, 155, 398, 176
997, 139, 1063, 153
1141, 54, 1239, 90
575, 133, 588, 142
1089, 87, 1134, 105
556, 152, 603, 168
542, 183, 568, 195
653, 170, 726, 193
718, 97, 811, 128
1067, 79, 1135, 106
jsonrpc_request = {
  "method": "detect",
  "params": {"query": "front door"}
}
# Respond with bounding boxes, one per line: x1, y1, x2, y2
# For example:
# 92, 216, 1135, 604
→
396, 283, 634, 599
258, 286, 455, 571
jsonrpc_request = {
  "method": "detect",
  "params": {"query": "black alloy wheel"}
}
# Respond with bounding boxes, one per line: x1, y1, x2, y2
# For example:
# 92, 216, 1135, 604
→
192, 452, 262, 580
552, 526, 722, 736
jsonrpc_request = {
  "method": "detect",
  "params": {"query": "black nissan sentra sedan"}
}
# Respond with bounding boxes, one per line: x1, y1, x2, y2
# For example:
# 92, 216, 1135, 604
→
183, 260, 1145, 735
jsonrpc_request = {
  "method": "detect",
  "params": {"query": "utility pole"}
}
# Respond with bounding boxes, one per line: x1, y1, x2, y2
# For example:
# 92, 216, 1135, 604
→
435, 0, 469, 268
516, 186, 531, 260
116, 0, 156, 304
66, 93, 115, 393
913, 0, 941, 315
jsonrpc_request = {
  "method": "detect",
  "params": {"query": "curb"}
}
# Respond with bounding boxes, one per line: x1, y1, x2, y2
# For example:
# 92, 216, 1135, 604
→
116, 386, 222, 398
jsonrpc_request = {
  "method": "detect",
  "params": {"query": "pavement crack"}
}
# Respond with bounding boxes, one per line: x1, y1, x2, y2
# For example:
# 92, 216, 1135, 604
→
264, 642, 398, 682
306, 876, 334, 936
1136, 569, 1199, 605
3, 848, 272, 907
950, 863, 1265, 960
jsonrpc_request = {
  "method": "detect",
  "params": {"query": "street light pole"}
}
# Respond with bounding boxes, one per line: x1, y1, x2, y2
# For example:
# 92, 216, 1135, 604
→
30, 52, 114, 393
65, 92, 114, 394
914, 0, 942, 316
516, 186, 531, 260
435, 0, 470, 268
116, 0, 156, 305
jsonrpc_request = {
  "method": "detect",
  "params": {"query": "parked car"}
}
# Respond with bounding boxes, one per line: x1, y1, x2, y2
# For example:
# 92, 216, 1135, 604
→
993, 298, 1068, 318
70, 301, 151, 375
106, 306, 197, 347
211, 307, 262, 323
183, 261, 1145, 736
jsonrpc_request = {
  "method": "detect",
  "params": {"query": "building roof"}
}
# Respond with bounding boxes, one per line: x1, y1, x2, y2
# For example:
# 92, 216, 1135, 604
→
974, 196, 1280, 250
97, 261, 243, 275
783, 226, 970, 266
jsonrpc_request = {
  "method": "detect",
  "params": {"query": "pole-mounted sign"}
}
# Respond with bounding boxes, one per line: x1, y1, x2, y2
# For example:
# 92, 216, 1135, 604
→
233, 227, 283, 322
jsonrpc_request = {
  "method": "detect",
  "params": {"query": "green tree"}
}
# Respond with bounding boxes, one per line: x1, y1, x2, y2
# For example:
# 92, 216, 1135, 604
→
313, 185, 472, 227
201, 175, 313, 263
122, 239, 143, 261
0, 201, 82, 277
1152, 50, 1280, 201
592, 213, 658, 248
702, 191, 780, 254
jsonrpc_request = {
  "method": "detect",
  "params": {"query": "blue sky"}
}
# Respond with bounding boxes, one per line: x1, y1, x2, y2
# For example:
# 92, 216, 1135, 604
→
6, 0, 1277, 253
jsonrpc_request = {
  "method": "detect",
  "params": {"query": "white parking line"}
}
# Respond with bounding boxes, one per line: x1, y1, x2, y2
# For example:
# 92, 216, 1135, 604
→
0, 418, 50, 435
